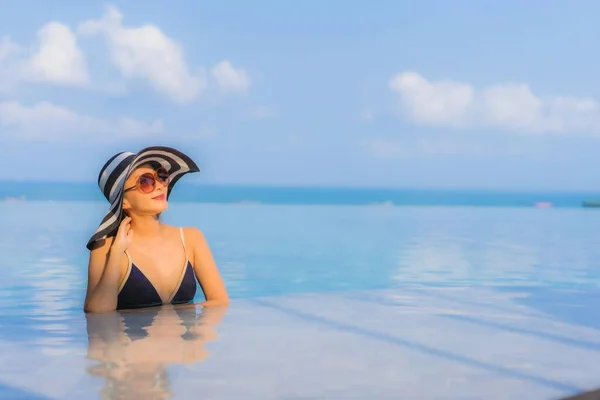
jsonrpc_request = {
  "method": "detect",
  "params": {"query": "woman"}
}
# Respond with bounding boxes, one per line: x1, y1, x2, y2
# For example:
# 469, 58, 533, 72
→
84, 146, 229, 313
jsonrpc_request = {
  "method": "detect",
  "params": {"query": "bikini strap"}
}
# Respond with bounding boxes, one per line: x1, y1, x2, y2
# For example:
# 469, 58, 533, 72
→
179, 227, 187, 254
179, 227, 192, 268
123, 250, 132, 265
119, 250, 133, 292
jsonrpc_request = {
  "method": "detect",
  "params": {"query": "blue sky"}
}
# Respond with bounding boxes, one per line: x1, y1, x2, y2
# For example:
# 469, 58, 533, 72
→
0, 0, 599, 190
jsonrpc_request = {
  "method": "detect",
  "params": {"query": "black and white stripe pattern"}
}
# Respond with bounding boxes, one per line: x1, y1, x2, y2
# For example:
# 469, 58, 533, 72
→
86, 146, 200, 250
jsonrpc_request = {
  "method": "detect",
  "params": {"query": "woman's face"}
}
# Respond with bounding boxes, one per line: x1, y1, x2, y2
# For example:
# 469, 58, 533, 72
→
121, 163, 169, 217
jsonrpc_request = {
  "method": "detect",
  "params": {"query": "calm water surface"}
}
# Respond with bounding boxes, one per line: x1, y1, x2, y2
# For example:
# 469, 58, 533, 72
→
0, 202, 599, 399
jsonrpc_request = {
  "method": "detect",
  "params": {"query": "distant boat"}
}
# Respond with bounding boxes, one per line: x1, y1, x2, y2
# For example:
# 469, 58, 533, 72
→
582, 200, 600, 208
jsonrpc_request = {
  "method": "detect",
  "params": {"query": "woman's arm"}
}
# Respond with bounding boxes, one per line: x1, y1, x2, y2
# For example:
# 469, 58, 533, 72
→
84, 217, 133, 313
83, 237, 126, 313
186, 227, 229, 306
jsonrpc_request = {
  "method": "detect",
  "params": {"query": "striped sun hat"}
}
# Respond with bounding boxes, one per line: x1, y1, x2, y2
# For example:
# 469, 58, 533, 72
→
86, 146, 200, 250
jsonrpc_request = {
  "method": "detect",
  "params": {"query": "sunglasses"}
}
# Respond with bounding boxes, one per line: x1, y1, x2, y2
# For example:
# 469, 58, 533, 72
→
124, 167, 170, 194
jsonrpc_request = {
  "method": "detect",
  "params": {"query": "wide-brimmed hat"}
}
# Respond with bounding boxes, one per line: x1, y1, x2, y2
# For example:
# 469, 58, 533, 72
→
86, 146, 200, 250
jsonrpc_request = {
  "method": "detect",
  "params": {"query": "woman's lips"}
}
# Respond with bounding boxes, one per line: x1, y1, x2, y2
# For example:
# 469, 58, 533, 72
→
152, 194, 166, 200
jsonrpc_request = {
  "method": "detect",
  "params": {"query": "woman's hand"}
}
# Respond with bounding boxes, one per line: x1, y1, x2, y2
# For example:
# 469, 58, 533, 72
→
112, 216, 134, 252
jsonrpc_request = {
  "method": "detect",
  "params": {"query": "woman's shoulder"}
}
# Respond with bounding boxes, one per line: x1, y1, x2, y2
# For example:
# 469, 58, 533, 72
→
180, 226, 206, 241
173, 226, 210, 266
163, 224, 206, 244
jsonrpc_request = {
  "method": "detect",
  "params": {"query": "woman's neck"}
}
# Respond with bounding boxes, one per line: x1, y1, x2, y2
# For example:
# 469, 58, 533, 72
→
130, 214, 162, 240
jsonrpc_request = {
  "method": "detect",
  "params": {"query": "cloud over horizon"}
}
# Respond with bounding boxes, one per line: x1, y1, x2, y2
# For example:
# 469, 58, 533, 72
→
0, 4, 255, 142
0, 5, 254, 104
77, 5, 205, 103
0, 100, 163, 141
389, 71, 600, 135
0, 22, 89, 90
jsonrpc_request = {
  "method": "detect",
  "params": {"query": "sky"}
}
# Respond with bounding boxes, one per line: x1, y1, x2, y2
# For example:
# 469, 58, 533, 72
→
0, 0, 599, 191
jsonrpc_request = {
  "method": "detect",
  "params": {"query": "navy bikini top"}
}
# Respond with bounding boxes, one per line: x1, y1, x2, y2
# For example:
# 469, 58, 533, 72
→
116, 228, 197, 310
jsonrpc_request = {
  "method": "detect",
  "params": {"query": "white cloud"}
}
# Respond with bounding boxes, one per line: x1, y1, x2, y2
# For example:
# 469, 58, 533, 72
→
0, 6, 251, 102
77, 5, 204, 104
211, 60, 251, 94
25, 22, 89, 86
389, 71, 600, 134
0, 23, 88, 89
0, 101, 163, 141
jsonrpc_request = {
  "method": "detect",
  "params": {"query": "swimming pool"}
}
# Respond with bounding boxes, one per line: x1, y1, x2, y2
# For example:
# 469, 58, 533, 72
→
0, 201, 599, 399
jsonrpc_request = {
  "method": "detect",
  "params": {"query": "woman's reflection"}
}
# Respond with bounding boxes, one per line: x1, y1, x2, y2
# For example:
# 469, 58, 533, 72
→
85, 304, 228, 399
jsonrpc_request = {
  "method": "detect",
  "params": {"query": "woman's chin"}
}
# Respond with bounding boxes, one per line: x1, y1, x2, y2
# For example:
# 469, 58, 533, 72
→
145, 202, 168, 215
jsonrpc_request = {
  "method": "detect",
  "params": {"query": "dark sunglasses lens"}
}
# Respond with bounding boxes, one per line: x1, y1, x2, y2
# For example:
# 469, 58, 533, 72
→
156, 168, 169, 184
138, 175, 156, 193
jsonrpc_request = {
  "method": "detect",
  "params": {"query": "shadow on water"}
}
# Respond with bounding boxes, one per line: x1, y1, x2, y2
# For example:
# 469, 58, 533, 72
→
342, 287, 600, 400
84, 304, 228, 400
378, 284, 600, 333
494, 285, 600, 332
343, 289, 600, 353
251, 298, 582, 397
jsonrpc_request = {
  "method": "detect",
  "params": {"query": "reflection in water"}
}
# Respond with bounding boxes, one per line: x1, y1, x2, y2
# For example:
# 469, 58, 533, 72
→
388, 208, 600, 288
85, 304, 228, 400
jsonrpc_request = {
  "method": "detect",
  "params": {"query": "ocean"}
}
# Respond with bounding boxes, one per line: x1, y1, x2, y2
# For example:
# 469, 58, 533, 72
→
1, 180, 600, 207
0, 182, 599, 399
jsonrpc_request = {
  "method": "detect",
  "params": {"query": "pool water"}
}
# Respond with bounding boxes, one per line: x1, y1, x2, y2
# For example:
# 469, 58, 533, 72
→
0, 201, 599, 399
